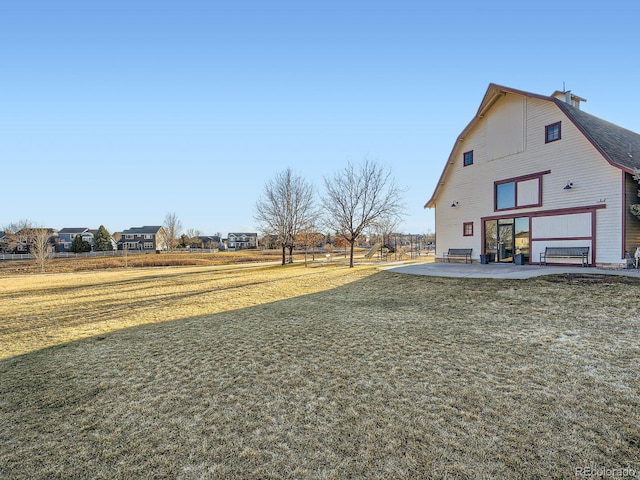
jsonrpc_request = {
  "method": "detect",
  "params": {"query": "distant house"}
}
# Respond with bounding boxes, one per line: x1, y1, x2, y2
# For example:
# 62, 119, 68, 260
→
57, 228, 94, 252
2, 228, 58, 254
190, 235, 221, 249
119, 226, 168, 252
227, 232, 258, 250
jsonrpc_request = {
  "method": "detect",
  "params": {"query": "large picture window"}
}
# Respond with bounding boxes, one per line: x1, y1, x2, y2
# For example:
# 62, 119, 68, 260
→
496, 182, 516, 210
494, 171, 548, 211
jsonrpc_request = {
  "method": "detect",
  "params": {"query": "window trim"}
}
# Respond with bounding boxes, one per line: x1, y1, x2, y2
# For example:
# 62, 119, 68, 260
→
494, 170, 549, 212
545, 122, 561, 143
463, 150, 474, 167
463, 222, 474, 237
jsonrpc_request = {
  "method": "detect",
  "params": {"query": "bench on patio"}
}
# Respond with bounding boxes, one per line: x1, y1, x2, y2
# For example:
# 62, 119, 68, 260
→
443, 248, 472, 264
539, 246, 590, 267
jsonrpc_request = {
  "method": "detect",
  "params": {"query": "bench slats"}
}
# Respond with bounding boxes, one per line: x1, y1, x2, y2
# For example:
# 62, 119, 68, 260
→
540, 246, 589, 267
443, 248, 472, 264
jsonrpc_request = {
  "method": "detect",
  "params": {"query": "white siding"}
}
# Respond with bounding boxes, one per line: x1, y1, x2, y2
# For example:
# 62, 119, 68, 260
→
434, 93, 624, 264
487, 95, 526, 160
532, 213, 591, 238
517, 178, 539, 206
532, 239, 593, 266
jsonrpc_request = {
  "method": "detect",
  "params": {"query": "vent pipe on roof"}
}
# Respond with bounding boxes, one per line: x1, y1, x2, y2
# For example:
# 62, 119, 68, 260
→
565, 91, 573, 105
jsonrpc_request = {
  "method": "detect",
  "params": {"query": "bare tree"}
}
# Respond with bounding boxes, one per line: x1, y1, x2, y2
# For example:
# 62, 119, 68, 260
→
3, 219, 36, 253
297, 225, 325, 267
255, 167, 318, 265
3, 220, 53, 272
322, 160, 405, 267
186, 228, 201, 239
31, 228, 54, 272
373, 214, 401, 250
161, 212, 183, 252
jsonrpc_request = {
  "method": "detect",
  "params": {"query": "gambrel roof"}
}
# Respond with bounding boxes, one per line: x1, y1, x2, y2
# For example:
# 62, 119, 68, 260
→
557, 101, 640, 172
425, 83, 640, 208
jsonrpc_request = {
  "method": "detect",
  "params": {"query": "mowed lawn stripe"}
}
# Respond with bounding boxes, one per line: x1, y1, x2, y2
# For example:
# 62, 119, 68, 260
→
0, 263, 375, 359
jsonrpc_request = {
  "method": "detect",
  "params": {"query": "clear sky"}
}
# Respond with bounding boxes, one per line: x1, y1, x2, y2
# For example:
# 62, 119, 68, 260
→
2, 1, 639, 237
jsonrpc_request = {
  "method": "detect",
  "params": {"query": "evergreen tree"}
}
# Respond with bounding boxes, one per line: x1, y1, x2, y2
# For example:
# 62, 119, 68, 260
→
93, 225, 114, 251
71, 234, 91, 253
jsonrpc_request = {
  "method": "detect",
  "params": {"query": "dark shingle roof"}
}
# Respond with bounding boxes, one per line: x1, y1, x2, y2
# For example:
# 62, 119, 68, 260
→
122, 226, 163, 235
425, 83, 640, 208
554, 100, 640, 172
59, 227, 90, 234
197, 235, 221, 242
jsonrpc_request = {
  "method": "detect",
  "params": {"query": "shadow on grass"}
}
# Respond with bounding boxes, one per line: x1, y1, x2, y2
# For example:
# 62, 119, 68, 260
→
1, 272, 639, 479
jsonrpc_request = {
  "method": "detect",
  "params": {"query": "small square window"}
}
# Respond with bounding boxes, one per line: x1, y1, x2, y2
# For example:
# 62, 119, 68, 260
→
545, 122, 561, 143
463, 222, 474, 236
463, 150, 474, 166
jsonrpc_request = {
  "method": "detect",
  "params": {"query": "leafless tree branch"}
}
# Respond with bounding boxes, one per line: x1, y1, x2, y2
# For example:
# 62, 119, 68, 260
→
322, 159, 405, 267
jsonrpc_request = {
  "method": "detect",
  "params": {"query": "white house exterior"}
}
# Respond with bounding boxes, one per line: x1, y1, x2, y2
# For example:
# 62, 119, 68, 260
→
425, 84, 640, 267
227, 233, 258, 250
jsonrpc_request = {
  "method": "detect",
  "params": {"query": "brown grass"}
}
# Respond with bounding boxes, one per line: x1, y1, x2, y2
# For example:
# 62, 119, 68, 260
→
1, 266, 638, 479
0, 250, 312, 276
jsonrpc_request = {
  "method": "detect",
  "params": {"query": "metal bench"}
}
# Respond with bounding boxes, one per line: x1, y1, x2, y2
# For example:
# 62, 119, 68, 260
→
443, 248, 472, 263
540, 246, 589, 267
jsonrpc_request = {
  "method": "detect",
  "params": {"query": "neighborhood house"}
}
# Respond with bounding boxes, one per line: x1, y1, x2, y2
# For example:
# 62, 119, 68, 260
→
57, 228, 94, 252
425, 83, 640, 267
227, 233, 258, 250
119, 226, 168, 252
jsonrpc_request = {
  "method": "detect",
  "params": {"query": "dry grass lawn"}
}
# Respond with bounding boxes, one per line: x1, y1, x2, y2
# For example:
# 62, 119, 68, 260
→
1, 264, 639, 479
0, 249, 323, 276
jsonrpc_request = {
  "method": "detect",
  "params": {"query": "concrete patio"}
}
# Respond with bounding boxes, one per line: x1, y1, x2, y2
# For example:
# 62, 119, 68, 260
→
385, 261, 640, 280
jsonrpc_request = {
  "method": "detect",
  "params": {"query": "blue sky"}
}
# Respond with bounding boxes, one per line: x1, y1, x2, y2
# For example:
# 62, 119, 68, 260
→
2, 1, 639, 236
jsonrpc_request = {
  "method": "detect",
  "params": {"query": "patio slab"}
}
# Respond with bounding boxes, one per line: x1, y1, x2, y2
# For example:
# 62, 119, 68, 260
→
385, 262, 640, 280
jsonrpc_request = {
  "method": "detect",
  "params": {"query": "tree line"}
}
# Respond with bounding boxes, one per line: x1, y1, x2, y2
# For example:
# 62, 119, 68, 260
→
2, 159, 406, 272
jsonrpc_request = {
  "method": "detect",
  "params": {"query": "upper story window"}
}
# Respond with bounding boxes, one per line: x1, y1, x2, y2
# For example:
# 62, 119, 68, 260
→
495, 170, 549, 211
463, 150, 474, 167
496, 182, 516, 210
545, 122, 561, 143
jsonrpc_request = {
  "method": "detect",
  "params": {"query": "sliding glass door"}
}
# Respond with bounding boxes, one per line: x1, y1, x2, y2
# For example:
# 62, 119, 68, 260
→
484, 217, 530, 264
